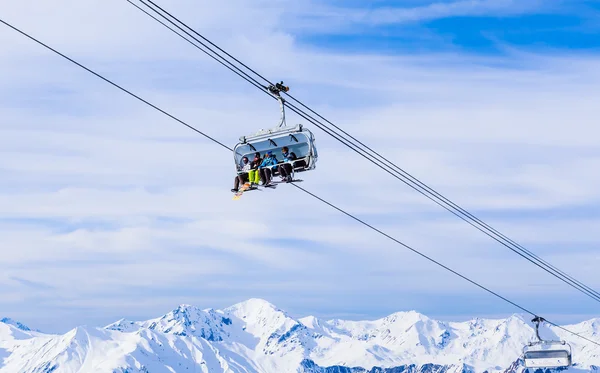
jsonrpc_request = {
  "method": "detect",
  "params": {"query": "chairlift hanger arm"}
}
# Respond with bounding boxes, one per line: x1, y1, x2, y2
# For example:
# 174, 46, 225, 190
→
267, 81, 289, 128
531, 316, 546, 343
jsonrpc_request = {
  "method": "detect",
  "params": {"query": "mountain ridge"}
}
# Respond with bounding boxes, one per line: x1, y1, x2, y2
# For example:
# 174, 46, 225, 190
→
2, 298, 599, 373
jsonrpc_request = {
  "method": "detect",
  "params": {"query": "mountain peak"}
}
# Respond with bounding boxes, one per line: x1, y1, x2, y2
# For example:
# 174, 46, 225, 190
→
225, 298, 287, 324
1, 317, 31, 331
105, 318, 138, 333
382, 310, 429, 323
175, 303, 195, 311
228, 298, 278, 311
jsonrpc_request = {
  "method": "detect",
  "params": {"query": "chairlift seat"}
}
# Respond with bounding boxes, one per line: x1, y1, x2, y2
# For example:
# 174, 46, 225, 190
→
523, 341, 572, 368
269, 156, 309, 177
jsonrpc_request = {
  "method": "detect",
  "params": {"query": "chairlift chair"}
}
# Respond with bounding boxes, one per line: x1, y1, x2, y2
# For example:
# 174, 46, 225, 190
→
523, 316, 572, 369
233, 82, 318, 180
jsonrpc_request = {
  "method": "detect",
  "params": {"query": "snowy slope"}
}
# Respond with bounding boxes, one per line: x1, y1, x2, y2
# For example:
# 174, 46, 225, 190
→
2, 299, 600, 373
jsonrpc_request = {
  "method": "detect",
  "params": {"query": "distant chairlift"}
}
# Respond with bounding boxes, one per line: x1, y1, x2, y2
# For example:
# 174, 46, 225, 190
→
523, 316, 572, 369
233, 82, 318, 179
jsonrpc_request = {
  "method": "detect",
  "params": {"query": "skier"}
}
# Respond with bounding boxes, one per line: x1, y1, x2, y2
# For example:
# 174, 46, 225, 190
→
248, 152, 262, 186
278, 146, 297, 182
258, 151, 278, 186
231, 156, 251, 192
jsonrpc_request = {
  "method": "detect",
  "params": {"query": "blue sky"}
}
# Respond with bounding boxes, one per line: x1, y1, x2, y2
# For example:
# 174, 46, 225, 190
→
297, 5, 600, 53
1, 0, 600, 334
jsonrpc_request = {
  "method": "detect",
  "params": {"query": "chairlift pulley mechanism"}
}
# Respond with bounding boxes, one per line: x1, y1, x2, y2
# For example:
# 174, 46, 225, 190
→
267, 81, 289, 98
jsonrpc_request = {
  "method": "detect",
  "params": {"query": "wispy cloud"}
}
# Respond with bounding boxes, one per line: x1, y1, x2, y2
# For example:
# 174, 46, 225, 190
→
1, 0, 600, 333
330, 0, 542, 25
9, 276, 55, 291
274, 0, 550, 34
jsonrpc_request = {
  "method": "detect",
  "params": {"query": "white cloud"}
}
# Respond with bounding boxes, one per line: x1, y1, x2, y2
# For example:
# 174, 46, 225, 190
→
1, 0, 599, 332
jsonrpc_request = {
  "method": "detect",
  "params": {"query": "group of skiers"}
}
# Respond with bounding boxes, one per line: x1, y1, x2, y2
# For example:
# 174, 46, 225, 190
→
232, 147, 297, 192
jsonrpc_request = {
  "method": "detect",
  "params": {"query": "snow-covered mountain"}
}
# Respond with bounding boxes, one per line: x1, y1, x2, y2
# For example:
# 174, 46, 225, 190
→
1, 299, 599, 373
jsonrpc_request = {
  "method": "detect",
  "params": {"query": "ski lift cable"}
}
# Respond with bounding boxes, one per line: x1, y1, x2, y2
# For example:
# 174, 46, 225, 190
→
3, 18, 599, 349
280, 94, 600, 302
0, 19, 231, 151
292, 182, 600, 348
127, 0, 271, 97
283, 99, 600, 304
125, 0, 600, 304
128, 0, 600, 303
546, 321, 600, 347
139, 0, 274, 87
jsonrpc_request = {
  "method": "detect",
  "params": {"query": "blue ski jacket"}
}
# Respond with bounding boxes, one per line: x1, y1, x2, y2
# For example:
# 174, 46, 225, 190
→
259, 156, 278, 168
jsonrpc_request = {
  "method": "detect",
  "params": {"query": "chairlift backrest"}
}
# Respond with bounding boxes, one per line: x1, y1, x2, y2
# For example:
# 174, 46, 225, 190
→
234, 127, 317, 171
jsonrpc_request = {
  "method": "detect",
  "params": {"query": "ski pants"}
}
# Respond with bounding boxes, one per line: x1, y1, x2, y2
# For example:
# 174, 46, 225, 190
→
248, 169, 260, 184
259, 167, 272, 184
234, 173, 249, 190
278, 163, 293, 178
